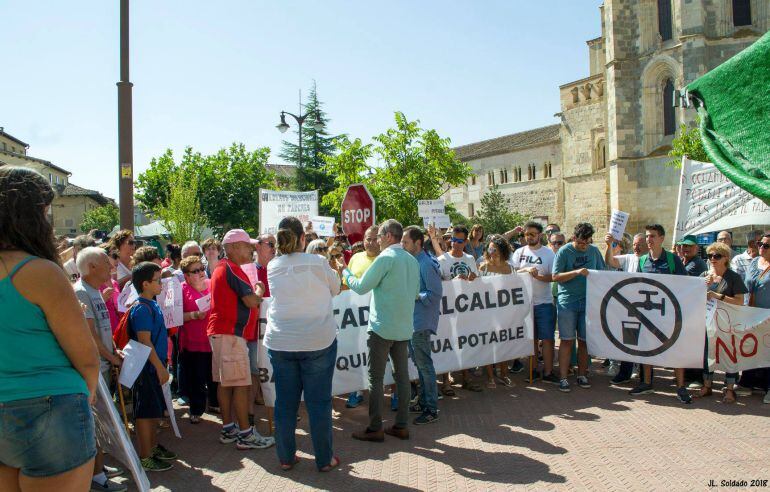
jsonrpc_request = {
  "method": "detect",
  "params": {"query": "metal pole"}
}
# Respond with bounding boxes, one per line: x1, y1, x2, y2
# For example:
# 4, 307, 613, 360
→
117, 0, 134, 231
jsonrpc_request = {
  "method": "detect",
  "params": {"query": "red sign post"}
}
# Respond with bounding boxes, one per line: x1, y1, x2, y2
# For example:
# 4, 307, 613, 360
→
341, 184, 376, 245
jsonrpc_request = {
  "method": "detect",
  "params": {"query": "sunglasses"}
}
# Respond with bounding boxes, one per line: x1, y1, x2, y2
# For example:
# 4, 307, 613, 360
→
550, 241, 565, 246
185, 267, 206, 274
707, 254, 724, 260
759, 242, 770, 249
450, 237, 466, 244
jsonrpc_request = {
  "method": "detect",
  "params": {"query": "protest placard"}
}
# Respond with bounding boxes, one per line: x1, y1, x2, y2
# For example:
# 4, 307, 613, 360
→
259, 189, 319, 235
418, 199, 445, 217
311, 216, 336, 237
117, 283, 138, 313
708, 300, 770, 373
195, 293, 211, 312
608, 209, 629, 241
158, 277, 183, 328
257, 274, 534, 406
423, 214, 451, 229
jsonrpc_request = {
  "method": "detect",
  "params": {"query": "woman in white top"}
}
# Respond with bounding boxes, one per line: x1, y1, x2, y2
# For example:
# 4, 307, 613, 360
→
264, 216, 341, 472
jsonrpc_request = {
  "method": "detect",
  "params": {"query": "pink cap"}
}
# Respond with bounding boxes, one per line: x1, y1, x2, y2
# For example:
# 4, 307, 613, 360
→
222, 229, 259, 246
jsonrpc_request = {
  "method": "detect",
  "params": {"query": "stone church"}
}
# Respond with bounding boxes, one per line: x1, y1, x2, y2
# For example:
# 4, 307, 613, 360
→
446, 0, 768, 238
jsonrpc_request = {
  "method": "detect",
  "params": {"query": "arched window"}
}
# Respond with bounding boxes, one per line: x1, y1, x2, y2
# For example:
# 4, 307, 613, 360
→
595, 140, 607, 170
658, 0, 673, 41
663, 78, 676, 136
733, 0, 752, 26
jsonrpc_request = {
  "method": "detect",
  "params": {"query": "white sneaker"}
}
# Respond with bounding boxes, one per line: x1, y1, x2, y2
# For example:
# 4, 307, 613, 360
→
236, 429, 275, 450
607, 362, 619, 377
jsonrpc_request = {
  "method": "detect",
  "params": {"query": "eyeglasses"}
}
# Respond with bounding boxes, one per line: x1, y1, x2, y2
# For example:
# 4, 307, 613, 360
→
550, 241, 565, 246
330, 254, 342, 260
185, 267, 206, 274
317, 246, 328, 252
717, 237, 731, 243
707, 253, 724, 260
127, 240, 136, 246
759, 242, 770, 249
260, 241, 275, 248
450, 237, 465, 244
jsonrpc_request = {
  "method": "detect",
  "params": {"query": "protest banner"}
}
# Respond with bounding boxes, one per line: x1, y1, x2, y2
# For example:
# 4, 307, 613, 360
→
158, 277, 183, 328
259, 189, 319, 235
418, 199, 445, 217
311, 216, 336, 237
608, 210, 629, 241
586, 270, 706, 368
257, 274, 534, 406
117, 283, 138, 313
672, 157, 770, 245
707, 300, 770, 373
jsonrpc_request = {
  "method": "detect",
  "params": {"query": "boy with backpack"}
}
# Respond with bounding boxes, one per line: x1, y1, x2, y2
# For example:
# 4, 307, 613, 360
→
127, 262, 178, 471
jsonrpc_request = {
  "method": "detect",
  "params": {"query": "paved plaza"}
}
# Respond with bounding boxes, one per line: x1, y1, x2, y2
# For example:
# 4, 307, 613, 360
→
111, 360, 770, 492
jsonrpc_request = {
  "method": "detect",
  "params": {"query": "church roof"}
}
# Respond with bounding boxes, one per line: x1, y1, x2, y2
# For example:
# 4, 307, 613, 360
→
453, 124, 561, 161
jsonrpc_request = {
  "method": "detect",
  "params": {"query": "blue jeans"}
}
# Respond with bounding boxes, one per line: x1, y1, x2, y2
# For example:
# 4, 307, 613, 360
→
533, 303, 556, 340
0, 393, 96, 477
409, 330, 438, 413
268, 339, 337, 470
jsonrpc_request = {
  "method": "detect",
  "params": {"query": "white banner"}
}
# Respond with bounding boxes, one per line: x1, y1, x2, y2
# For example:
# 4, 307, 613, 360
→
257, 274, 535, 406
673, 157, 770, 244
586, 271, 706, 368
708, 300, 770, 373
311, 216, 336, 237
259, 189, 319, 235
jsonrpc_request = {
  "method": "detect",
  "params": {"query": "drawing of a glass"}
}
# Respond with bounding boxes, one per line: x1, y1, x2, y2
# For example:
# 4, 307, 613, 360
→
621, 320, 642, 345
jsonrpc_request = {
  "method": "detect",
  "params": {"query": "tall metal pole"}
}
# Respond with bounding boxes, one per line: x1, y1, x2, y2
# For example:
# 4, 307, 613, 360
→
117, 0, 134, 231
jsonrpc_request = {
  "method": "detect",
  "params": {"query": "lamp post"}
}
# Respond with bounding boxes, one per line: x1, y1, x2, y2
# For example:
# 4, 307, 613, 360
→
117, 0, 134, 230
276, 109, 324, 170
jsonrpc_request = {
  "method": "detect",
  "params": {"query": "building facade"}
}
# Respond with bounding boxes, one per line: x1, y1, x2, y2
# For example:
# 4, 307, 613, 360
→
447, 0, 768, 236
0, 128, 114, 236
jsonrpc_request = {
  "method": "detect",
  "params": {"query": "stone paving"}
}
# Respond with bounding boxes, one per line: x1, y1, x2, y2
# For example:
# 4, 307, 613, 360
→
113, 362, 770, 491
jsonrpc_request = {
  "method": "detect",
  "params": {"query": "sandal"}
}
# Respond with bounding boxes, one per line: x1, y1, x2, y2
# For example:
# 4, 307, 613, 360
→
461, 381, 483, 392
721, 388, 737, 404
280, 456, 299, 471
319, 456, 340, 473
696, 386, 713, 398
440, 386, 456, 397
496, 376, 514, 388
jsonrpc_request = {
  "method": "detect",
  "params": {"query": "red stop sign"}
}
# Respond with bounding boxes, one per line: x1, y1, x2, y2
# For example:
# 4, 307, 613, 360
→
341, 184, 376, 245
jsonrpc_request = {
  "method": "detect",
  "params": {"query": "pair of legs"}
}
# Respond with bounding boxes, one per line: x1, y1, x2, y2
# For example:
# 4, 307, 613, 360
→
367, 332, 410, 430
268, 340, 337, 469
211, 335, 252, 430
556, 300, 588, 379
0, 461, 94, 492
179, 350, 217, 417
640, 365, 685, 388
410, 331, 438, 413
534, 303, 556, 376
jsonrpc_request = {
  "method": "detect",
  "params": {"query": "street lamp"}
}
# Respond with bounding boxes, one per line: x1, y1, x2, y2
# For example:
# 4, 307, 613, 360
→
276, 109, 323, 169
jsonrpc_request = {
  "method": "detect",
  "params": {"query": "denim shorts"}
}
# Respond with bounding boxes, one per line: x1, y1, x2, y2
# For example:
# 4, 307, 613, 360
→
557, 299, 587, 341
247, 340, 261, 376
0, 393, 96, 477
533, 303, 557, 340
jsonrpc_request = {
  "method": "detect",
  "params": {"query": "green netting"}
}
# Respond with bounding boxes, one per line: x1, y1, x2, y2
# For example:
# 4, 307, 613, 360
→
686, 31, 770, 205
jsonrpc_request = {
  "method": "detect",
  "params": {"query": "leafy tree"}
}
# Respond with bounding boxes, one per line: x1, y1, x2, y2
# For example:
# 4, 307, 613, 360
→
157, 167, 205, 243
136, 144, 274, 236
322, 112, 471, 227
667, 117, 709, 167
472, 186, 526, 235
278, 81, 340, 215
80, 203, 119, 233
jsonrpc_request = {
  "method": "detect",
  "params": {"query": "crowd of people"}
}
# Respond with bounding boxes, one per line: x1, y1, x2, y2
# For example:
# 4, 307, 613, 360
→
1, 165, 769, 490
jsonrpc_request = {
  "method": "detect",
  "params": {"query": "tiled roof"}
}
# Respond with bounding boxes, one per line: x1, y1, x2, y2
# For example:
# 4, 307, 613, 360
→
0, 149, 71, 175
453, 124, 561, 161
60, 183, 112, 206
0, 128, 29, 147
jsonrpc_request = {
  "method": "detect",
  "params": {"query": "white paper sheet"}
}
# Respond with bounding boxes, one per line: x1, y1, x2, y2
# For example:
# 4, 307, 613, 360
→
608, 209, 630, 241
162, 377, 181, 438
195, 294, 211, 312
117, 340, 151, 389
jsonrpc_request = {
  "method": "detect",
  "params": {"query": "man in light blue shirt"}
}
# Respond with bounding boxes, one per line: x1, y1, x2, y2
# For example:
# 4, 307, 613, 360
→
401, 226, 442, 425
344, 219, 420, 442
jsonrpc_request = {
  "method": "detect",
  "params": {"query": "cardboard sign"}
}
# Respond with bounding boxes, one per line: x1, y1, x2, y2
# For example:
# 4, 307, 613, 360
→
418, 199, 445, 217
311, 216, 336, 237
608, 210, 630, 241
423, 214, 451, 229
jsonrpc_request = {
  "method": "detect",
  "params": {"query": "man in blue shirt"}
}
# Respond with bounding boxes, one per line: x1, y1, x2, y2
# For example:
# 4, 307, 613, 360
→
629, 224, 691, 404
401, 226, 443, 425
552, 223, 606, 393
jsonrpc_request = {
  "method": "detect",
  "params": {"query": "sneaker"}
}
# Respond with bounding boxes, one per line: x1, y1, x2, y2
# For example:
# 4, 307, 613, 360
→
152, 444, 177, 461
140, 457, 172, 472
607, 361, 619, 376
611, 374, 631, 385
577, 376, 591, 389
236, 429, 275, 450
390, 394, 398, 412
413, 410, 439, 425
558, 379, 571, 393
542, 373, 561, 385
510, 360, 525, 373
764, 391, 770, 404
220, 425, 240, 444
176, 396, 189, 406
676, 387, 693, 404
409, 403, 423, 414
346, 391, 364, 408
90, 478, 127, 492
629, 383, 654, 396
102, 465, 124, 479
687, 381, 703, 389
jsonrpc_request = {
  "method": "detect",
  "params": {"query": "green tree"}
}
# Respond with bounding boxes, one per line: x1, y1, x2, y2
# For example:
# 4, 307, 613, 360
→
472, 186, 526, 234
157, 167, 205, 243
80, 203, 119, 233
278, 81, 340, 215
667, 118, 709, 167
322, 112, 471, 227
136, 144, 274, 235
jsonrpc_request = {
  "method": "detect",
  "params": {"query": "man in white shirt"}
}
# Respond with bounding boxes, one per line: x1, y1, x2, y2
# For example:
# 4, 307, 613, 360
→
63, 234, 96, 282
732, 230, 762, 281
437, 226, 479, 281
511, 222, 557, 383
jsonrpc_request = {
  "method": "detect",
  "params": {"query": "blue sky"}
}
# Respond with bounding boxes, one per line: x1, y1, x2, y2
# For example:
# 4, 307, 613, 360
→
0, 0, 603, 200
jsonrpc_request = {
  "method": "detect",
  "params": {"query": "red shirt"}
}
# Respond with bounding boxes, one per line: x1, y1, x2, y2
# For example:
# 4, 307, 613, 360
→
256, 263, 270, 297
206, 258, 258, 339
181, 282, 212, 352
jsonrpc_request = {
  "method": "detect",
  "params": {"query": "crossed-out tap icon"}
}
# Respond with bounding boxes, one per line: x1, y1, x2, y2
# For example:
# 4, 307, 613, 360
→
627, 290, 666, 317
